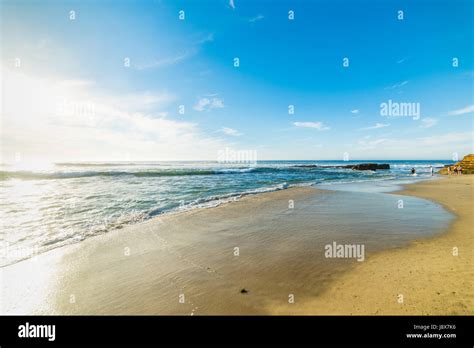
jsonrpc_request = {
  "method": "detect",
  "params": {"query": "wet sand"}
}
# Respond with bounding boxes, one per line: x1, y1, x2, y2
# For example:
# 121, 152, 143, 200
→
271, 176, 474, 315
3, 187, 340, 315
1, 177, 471, 315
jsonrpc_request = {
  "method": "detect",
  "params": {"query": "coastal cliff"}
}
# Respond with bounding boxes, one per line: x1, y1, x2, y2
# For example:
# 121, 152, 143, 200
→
439, 154, 474, 174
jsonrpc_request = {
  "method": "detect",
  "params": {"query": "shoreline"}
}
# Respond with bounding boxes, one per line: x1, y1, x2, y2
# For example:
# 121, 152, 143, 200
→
1, 181, 314, 268
0, 168, 440, 269
0, 176, 420, 268
1, 177, 472, 315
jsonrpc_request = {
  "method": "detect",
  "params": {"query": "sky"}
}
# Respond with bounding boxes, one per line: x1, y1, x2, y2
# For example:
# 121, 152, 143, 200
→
1, 0, 473, 163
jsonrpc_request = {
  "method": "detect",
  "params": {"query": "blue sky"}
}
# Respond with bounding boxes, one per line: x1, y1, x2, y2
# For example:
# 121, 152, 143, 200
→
1, 0, 473, 162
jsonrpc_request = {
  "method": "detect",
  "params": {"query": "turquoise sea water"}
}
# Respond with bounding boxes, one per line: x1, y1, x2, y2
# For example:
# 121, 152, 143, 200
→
0, 160, 451, 265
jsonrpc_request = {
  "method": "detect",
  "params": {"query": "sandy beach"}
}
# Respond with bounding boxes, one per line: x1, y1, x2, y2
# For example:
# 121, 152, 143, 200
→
1, 176, 472, 315
271, 175, 474, 315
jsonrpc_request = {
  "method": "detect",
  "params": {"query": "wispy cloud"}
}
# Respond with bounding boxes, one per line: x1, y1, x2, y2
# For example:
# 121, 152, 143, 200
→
385, 80, 408, 90
359, 123, 390, 131
293, 121, 330, 131
396, 58, 406, 64
135, 31, 214, 71
229, 0, 235, 10
420, 117, 438, 128
419, 131, 473, 146
199, 69, 212, 77
195, 33, 214, 45
350, 109, 359, 114
249, 14, 264, 22
448, 104, 474, 116
356, 137, 388, 149
1, 67, 231, 162
353, 131, 473, 154
59, 79, 95, 87
221, 127, 242, 136
108, 91, 177, 111
194, 97, 225, 112
134, 51, 192, 70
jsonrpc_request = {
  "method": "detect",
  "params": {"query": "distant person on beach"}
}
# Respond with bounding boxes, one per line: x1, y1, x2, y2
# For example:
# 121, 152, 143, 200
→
458, 166, 462, 175
411, 168, 416, 175
447, 166, 451, 175
453, 166, 458, 175
430, 166, 434, 176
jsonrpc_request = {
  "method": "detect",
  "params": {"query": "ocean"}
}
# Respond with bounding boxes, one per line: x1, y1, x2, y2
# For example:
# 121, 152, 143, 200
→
0, 160, 450, 266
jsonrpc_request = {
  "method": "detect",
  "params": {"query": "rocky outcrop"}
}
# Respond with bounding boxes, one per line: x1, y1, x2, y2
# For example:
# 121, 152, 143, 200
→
349, 163, 390, 171
293, 163, 390, 171
439, 154, 474, 175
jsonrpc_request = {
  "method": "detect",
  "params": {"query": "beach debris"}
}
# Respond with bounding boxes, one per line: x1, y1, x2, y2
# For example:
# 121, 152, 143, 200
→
240, 288, 249, 294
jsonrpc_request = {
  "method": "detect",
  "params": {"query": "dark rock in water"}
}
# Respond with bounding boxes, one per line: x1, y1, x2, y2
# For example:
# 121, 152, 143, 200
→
350, 163, 390, 171
291, 163, 390, 170
240, 288, 248, 294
